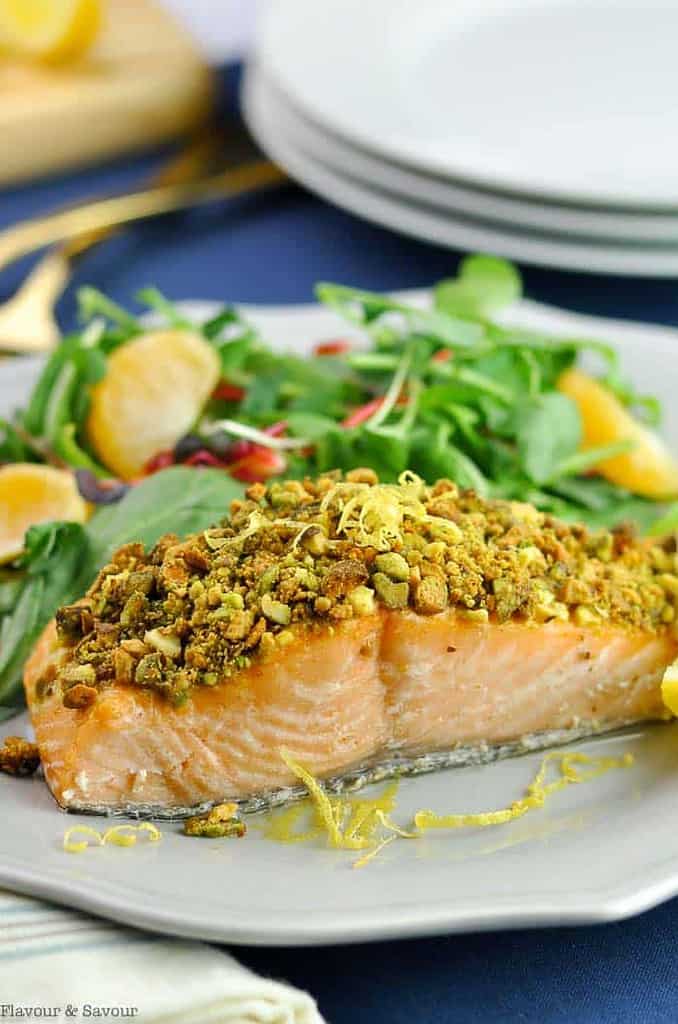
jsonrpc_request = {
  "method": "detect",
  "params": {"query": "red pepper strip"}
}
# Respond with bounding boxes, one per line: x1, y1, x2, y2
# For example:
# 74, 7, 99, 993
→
314, 339, 352, 356
432, 349, 453, 363
212, 381, 246, 402
341, 393, 408, 429
341, 397, 385, 429
264, 421, 288, 438
144, 450, 174, 474
229, 447, 287, 482
183, 450, 227, 468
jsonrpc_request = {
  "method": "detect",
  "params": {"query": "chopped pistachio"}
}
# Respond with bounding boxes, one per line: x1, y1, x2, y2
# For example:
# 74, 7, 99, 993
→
203, 529, 230, 551
373, 572, 409, 609
120, 592, 147, 628
423, 541, 447, 564
258, 567, 279, 594
261, 593, 291, 625
427, 519, 463, 543
594, 534, 614, 563
414, 576, 448, 614
144, 629, 181, 659
517, 545, 546, 569
300, 526, 327, 556
574, 605, 601, 626
510, 502, 542, 524
184, 802, 246, 839
459, 608, 489, 623
0, 736, 40, 777
348, 585, 376, 616
60, 664, 96, 686
374, 552, 410, 581
657, 574, 678, 598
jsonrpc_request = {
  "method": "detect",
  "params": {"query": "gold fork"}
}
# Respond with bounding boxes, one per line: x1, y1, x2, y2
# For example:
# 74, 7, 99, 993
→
0, 133, 285, 353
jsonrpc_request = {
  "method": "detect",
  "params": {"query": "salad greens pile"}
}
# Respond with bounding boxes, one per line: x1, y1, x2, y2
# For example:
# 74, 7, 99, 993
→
1, 255, 672, 534
0, 468, 243, 712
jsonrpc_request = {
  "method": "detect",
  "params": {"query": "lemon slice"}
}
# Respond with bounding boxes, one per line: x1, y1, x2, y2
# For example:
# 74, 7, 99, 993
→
662, 660, 678, 717
86, 329, 221, 481
0, 0, 101, 63
558, 368, 678, 499
0, 463, 87, 564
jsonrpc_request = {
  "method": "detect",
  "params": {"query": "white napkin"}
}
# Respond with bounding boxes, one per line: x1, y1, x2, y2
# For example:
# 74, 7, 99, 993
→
0, 889, 324, 1024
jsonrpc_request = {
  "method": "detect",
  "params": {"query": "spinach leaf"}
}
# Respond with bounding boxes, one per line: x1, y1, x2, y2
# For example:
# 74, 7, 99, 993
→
0, 468, 244, 708
434, 254, 522, 319
515, 393, 582, 484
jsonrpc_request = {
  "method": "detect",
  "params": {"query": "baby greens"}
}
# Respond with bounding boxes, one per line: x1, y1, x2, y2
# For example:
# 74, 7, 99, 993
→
0, 254, 672, 541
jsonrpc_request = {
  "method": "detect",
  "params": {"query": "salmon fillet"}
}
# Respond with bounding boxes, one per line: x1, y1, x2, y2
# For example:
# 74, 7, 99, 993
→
23, 472, 678, 817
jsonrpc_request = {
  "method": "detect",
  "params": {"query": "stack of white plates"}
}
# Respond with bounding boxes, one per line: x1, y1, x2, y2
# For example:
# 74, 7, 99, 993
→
244, 0, 678, 276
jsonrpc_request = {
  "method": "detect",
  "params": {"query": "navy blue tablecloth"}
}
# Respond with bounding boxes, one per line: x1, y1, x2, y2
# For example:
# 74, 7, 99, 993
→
4, 65, 678, 1023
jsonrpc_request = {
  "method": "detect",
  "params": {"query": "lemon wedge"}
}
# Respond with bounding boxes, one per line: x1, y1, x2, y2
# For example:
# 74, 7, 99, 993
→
0, 463, 87, 564
662, 660, 678, 717
558, 367, 678, 499
0, 0, 101, 63
86, 329, 221, 481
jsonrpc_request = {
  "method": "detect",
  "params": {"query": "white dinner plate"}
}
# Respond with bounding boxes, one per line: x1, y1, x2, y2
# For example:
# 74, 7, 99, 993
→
243, 70, 678, 277
253, 72, 678, 246
2, 294, 678, 946
258, 0, 678, 209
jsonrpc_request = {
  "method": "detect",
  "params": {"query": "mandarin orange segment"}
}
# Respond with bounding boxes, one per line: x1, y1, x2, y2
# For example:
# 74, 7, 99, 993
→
0, 463, 88, 564
85, 329, 221, 481
558, 367, 678, 499
0, 0, 102, 62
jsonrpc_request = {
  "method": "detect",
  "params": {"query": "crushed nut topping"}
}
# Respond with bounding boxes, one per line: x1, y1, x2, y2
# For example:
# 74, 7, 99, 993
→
183, 802, 247, 838
46, 470, 678, 705
0, 736, 40, 777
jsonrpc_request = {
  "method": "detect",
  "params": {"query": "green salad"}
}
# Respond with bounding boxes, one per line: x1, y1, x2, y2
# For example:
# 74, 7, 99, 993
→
3, 253, 675, 530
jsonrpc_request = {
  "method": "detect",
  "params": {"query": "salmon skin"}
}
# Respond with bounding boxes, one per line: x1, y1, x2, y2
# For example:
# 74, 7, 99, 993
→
23, 471, 678, 818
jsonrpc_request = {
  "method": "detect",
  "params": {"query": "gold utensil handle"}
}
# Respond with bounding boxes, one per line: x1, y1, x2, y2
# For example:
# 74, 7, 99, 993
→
0, 160, 287, 272
61, 132, 223, 261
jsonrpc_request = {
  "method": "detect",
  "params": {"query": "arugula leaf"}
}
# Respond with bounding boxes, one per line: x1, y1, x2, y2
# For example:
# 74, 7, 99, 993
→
434, 254, 522, 319
515, 393, 582, 485
0, 468, 244, 708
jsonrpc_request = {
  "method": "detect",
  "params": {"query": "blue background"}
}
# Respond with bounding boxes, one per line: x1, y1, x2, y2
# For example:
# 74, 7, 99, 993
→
4, 66, 678, 1023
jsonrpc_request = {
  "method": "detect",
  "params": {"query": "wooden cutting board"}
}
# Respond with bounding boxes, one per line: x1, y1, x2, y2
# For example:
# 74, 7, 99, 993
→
0, 0, 213, 186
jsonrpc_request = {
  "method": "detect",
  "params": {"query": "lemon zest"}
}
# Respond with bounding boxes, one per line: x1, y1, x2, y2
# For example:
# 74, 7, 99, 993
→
375, 811, 419, 839
353, 836, 397, 870
102, 823, 163, 847
279, 749, 346, 848
272, 748, 633, 867
264, 804, 323, 844
320, 473, 428, 551
279, 749, 384, 850
63, 825, 104, 854
63, 822, 162, 853
413, 752, 633, 832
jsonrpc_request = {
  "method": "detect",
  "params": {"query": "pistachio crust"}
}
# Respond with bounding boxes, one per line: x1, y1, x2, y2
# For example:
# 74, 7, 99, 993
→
46, 470, 678, 705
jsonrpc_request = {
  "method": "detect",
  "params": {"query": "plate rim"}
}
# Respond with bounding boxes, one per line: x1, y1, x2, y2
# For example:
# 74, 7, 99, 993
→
242, 69, 678, 277
253, 71, 678, 245
257, 0, 678, 211
2, 295, 678, 947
